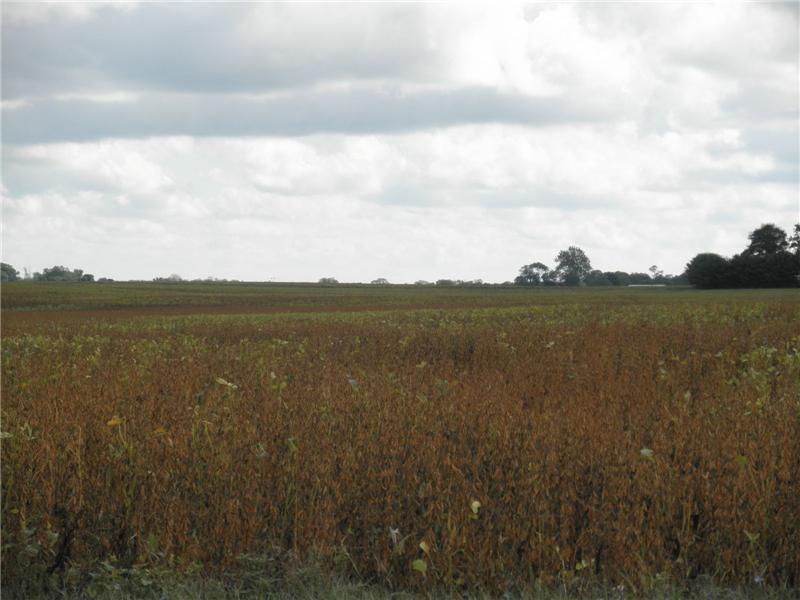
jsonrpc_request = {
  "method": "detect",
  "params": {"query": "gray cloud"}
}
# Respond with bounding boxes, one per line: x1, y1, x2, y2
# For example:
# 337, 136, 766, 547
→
4, 2, 796, 152
2, 3, 437, 99
2, 85, 621, 145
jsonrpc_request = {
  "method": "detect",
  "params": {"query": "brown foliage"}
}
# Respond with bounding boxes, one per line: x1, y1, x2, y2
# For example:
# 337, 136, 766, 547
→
2, 294, 799, 593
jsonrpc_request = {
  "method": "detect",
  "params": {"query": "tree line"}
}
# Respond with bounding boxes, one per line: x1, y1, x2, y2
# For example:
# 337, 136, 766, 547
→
3, 223, 798, 288
514, 246, 687, 287
514, 223, 800, 289
0, 264, 113, 283
513, 223, 799, 288
684, 223, 800, 289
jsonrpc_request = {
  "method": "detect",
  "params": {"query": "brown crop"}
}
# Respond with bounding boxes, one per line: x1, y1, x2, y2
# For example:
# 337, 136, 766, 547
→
2, 286, 799, 594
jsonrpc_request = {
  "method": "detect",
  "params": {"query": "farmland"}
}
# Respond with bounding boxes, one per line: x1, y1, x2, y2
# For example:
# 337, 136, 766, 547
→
2, 283, 799, 598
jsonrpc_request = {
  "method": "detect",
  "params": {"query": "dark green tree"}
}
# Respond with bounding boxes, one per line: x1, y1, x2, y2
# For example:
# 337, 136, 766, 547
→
514, 262, 550, 286
1, 262, 19, 282
33, 266, 95, 282
554, 246, 591, 286
760, 252, 798, 287
686, 224, 799, 289
584, 270, 612, 286
744, 223, 788, 256
34, 266, 71, 281
628, 272, 652, 284
788, 223, 800, 256
604, 271, 631, 286
685, 253, 730, 289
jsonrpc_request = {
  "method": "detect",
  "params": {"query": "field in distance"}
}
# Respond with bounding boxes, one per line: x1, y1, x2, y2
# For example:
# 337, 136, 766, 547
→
3, 280, 800, 315
2, 284, 799, 597
0, 280, 706, 313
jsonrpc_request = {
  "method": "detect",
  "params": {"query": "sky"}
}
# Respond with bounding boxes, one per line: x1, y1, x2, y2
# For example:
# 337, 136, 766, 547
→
2, 2, 798, 283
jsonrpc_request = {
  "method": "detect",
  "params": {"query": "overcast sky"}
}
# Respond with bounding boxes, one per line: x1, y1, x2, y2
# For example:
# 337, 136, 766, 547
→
2, 2, 798, 282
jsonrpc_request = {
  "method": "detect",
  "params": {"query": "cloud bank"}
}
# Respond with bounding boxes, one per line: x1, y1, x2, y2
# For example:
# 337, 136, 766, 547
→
2, 2, 798, 281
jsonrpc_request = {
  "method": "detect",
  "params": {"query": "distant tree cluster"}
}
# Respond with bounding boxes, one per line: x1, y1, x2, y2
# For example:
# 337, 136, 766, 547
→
318, 278, 487, 286
153, 274, 184, 283
33, 265, 95, 282
686, 224, 800, 289
434, 279, 484, 286
151, 275, 241, 283
583, 267, 686, 287
1, 263, 111, 283
514, 247, 686, 287
515, 247, 593, 286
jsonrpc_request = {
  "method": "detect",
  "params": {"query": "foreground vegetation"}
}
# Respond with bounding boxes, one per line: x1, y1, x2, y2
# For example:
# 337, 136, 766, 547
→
6, 558, 797, 600
2, 285, 799, 597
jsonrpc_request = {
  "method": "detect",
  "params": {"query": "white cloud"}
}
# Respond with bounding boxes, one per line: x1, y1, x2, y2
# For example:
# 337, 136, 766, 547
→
13, 141, 173, 195
1, 2, 797, 281
1, 99, 30, 111
3, 126, 795, 281
54, 92, 140, 103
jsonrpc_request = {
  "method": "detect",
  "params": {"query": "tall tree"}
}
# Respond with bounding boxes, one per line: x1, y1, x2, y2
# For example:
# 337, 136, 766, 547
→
554, 246, 592, 286
744, 224, 788, 256
649, 265, 664, 281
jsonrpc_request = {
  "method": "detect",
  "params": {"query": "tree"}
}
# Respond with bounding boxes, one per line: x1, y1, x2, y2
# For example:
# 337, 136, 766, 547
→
554, 246, 592, 286
732, 251, 799, 288
744, 224, 788, 256
604, 271, 631, 286
789, 223, 800, 256
318, 277, 339, 285
1, 262, 19, 282
370, 278, 389, 285
514, 262, 549, 286
628, 272, 652, 284
153, 274, 184, 283
584, 270, 611, 286
541, 270, 560, 285
649, 265, 664, 281
34, 265, 69, 281
666, 272, 689, 286
685, 253, 730, 289
685, 223, 799, 289
763, 251, 800, 287
33, 266, 92, 282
